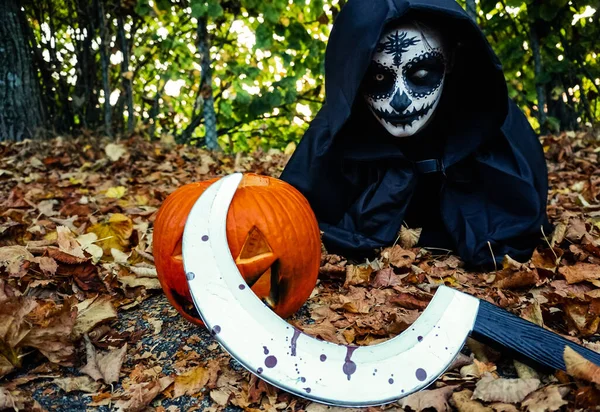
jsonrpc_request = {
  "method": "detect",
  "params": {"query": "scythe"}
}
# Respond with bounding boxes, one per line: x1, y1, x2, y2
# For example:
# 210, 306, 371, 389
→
182, 173, 600, 407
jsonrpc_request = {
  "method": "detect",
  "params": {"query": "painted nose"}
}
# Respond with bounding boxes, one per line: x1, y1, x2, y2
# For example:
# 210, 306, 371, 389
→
390, 89, 412, 113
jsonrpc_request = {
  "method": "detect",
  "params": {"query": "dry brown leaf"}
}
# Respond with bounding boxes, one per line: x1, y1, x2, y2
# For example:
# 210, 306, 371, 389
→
210, 388, 232, 406
493, 269, 539, 289
73, 295, 118, 338
0, 246, 35, 277
399, 226, 422, 249
53, 376, 101, 393
452, 389, 493, 412
117, 274, 161, 289
513, 360, 539, 380
344, 264, 373, 287
472, 375, 540, 403
301, 320, 345, 344
531, 248, 561, 271
384, 245, 416, 268
559, 263, 600, 284
57, 226, 85, 258
564, 345, 600, 384
114, 379, 162, 412
565, 218, 588, 242
38, 256, 58, 275
550, 222, 567, 246
521, 385, 569, 412
398, 385, 457, 411
371, 267, 403, 288
490, 404, 519, 412
0, 387, 43, 411
389, 292, 430, 310
174, 365, 209, 398
81, 335, 127, 384
521, 301, 544, 327
20, 300, 77, 366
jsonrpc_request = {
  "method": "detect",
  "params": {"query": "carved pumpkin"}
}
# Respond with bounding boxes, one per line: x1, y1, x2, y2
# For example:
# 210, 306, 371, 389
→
153, 173, 321, 326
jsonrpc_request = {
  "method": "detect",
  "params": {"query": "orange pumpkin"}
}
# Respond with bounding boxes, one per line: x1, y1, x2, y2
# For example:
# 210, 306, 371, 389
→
153, 173, 321, 326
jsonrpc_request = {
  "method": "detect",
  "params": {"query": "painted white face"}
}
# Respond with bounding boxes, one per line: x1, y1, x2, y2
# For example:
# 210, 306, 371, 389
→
363, 22, 447, 137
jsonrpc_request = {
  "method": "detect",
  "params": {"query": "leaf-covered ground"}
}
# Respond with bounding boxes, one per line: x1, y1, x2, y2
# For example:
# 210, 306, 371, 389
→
1, 131, 600, 412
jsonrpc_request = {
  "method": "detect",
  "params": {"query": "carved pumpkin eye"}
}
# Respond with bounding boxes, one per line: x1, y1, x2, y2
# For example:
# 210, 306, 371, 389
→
153, 173, 321, 327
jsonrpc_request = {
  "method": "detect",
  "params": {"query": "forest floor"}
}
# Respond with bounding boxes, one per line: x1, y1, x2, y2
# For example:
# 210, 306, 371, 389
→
1, 130, 600, 412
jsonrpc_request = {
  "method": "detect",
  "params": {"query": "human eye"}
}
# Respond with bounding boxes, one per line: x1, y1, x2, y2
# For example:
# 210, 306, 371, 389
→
412, 69, 429, 79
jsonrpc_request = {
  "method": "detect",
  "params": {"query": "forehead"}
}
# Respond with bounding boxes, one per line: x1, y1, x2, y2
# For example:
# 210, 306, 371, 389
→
373, 22, 445, 61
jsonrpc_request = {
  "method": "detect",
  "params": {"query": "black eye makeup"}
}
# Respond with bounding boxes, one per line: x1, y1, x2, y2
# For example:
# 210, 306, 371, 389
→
402, 51, 445, 98
362, 61, 397, 100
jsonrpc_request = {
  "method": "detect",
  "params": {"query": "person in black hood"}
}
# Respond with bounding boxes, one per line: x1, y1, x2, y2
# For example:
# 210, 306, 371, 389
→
280, 0, 552, 268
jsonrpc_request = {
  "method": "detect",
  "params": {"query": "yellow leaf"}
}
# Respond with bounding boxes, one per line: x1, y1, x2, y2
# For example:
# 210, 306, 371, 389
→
174, 366, 209, 398
284, 141, 297, 155
87, 214, 133, 254
105, 186, 127, 199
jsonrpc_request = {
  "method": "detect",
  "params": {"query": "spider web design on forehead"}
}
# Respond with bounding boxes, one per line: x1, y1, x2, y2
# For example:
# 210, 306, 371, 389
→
376, 31, 419, 67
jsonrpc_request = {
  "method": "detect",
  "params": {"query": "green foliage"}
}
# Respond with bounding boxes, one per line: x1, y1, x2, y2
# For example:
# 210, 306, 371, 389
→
23, 0, 600, 151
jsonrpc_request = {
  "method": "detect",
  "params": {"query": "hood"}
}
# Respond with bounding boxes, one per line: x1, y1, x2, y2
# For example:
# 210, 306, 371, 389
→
322, 0, 508, 164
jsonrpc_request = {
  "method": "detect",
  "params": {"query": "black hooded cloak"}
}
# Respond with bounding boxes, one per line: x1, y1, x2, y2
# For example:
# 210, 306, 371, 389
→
280, 0, 552, 268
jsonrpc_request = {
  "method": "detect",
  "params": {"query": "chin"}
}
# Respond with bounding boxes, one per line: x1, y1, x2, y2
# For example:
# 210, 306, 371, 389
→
384, 122, 423, 138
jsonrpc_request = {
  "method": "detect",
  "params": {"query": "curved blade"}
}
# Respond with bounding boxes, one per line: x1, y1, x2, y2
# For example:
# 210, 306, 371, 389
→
182, 173, 480, 407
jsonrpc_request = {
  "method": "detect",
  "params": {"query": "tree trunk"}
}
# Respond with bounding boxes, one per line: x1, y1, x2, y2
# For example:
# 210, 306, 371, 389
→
0, 0, 44, 141
198, 18, 220, 151
529, 24, 548, 133
96, 0, 112, 136
118, 14, 135, 134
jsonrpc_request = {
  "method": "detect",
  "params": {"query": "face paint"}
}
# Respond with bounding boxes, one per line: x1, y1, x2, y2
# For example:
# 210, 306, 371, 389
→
363, 23, 447, 138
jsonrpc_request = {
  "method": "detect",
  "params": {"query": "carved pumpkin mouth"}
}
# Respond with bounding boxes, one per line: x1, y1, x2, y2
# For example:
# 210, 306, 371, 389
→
173, 225, 282, 309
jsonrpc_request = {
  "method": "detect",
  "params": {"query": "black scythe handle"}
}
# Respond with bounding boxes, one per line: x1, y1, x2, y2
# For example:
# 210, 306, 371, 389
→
472, 299, 600, 371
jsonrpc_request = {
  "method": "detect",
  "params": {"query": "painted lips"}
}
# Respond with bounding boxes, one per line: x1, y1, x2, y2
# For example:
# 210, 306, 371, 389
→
374, 103, 434, 127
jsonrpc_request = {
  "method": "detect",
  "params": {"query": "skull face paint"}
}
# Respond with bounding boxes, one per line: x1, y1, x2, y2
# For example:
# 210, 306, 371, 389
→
363, 23, 447, 137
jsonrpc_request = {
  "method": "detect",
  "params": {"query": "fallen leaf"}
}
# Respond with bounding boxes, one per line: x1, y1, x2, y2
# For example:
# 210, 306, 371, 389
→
174, 365, 209, 398
452, 389, 493, 411
0, 246, 35, 277
117, 274, 161, 289
399, 226, 422, 249
371, 267, 403, 288
472, 375, 540, 403
73, 295, 118, 339
564, 345, 600, 384
77, 233, 104, 263
384, 245, 416, 268
57, 226, 85, 258
20, 300, 77, 366
80, 335, 127, 384
53, 376, 101, 393
389, 292, 430, 310
399, 385, 457, 411
565, 219, 588, 242
105, 143, 128, 162
106, 186, 127, 199
344, 264, 373, 287
38, 256, 58, 275
493, 269, 539, 289
559, 263, 600, 284
114, 379, 163, 412
521, 385, 569, 412
87, 213, 133, 254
